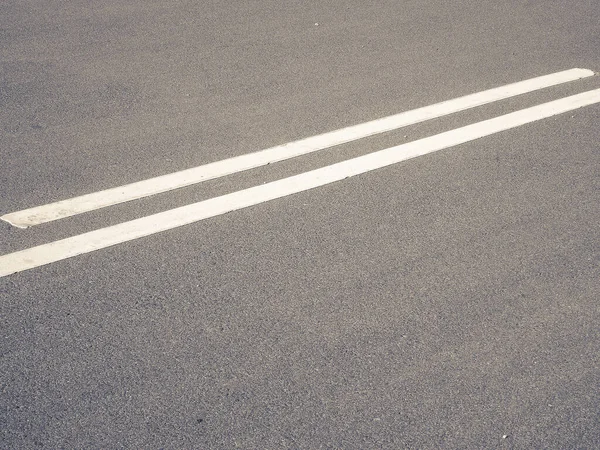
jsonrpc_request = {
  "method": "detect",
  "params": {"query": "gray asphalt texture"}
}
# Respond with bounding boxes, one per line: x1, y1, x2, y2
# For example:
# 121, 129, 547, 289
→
1, 0, 599, 448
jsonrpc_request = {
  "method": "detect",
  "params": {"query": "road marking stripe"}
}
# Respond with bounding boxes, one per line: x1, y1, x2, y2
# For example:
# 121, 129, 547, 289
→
1, 68, 594, 228
1, 88, 599, 277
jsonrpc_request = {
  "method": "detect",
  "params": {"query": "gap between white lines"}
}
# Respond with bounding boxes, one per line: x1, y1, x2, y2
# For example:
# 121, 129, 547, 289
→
1, 88, 599, 277
1, 68, 594, 228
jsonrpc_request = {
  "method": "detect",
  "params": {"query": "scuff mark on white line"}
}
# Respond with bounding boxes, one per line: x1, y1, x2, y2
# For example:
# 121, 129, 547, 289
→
0, 216, 27, 229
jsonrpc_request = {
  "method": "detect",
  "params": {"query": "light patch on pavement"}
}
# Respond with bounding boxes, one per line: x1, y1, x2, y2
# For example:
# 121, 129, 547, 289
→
1, 87, 599, 277
0, 68, 594, 228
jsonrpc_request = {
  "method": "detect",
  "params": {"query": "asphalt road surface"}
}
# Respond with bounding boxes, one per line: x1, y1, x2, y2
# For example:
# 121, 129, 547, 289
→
1, 0, 599, 448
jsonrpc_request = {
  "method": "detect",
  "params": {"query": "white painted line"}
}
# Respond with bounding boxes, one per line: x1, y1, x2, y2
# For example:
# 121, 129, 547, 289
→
1, 68, 594, 228
1, 88, 599, 278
